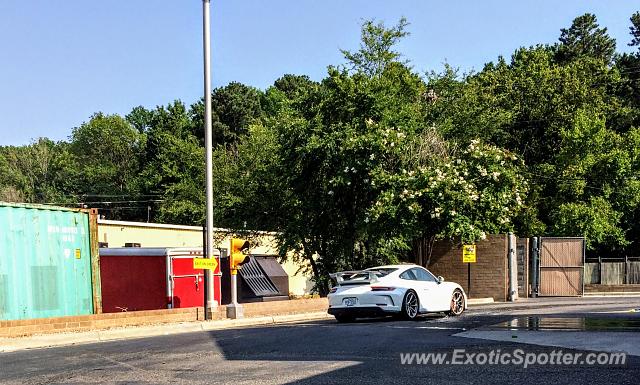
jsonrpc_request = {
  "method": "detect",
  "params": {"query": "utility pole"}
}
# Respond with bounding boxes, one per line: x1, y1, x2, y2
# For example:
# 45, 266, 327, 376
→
202, 0, 216, 319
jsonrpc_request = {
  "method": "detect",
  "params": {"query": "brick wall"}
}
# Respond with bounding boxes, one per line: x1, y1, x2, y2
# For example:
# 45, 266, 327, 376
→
427, 235, 508, 301
0, 307, 206, 338
241, 298, 327, 317
0, 298, 328, 338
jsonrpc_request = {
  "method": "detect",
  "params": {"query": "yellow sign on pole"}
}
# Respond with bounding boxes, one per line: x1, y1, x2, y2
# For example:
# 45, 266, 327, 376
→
462, 244, 476, 263
193, 258, 218, 271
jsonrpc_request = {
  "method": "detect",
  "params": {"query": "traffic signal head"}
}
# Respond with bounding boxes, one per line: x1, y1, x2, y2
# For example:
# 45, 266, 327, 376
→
230, 238, 250, 274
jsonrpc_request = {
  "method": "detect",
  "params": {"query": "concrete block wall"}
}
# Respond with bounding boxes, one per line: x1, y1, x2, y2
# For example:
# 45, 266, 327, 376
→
427, 235, 508, 301
241, 298, 326, 317
0, 307, 207, 338
0, 298, 328, 338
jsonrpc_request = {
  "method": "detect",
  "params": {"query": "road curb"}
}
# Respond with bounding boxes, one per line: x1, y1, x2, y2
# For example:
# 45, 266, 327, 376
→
467, 298, 495, 305
584, 293, 640, 297
0, 312, 333, 353
464, 298, 640, 313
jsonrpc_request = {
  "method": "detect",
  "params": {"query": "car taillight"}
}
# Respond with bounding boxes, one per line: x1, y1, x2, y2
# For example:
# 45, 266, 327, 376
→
370, 286, 395, 291
329, 287, 338, 293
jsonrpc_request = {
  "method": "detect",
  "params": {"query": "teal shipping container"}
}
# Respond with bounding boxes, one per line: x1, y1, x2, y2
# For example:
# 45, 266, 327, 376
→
0, 203, 100, 321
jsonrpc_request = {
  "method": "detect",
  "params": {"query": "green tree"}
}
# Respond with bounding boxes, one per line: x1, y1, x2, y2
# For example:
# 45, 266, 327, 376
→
616, 12, 640, 128
421, 15, 636, 256
210, 123, 283, 231
126, 106, 154, 133
153, 134, 205, 225
629, 11, 640, 48
551, 197, 627, 252
211, 20, 425, 293
138, 101, 204, 224
217, 19, 530, 293
341, 18, 410, 77
273, 74, 317, 100
0, 139, 74, 204
5, 12, 640, 284
556, 13, 616, 63
70, 113, 146, 218
190, 82, 264, 146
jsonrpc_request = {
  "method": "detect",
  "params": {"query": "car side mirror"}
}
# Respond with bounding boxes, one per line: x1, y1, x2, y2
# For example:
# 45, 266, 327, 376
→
437, 276, 444, 284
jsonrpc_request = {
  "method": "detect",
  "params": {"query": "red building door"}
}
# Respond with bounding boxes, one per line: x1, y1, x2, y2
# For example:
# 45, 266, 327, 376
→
170, 256, 204, 308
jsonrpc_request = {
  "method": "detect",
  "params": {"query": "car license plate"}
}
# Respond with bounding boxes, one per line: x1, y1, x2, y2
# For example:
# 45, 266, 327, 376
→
343, 297, 357, 307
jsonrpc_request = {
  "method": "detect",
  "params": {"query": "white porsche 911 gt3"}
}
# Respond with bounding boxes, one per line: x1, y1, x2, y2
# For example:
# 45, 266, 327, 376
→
327, 264, 467, 322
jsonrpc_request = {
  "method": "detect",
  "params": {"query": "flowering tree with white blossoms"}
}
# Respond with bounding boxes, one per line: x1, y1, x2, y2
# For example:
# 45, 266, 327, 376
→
369, 137, 528, 266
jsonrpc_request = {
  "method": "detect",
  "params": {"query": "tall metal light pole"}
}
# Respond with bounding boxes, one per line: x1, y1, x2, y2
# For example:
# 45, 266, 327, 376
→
202, 0, 216, 318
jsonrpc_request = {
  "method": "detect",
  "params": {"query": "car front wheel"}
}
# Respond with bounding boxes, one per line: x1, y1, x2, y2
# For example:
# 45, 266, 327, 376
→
447, 289, 465, 316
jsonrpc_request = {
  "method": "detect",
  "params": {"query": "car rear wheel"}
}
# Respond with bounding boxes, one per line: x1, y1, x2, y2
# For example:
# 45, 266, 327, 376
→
447, 289, 465, 316
402, 290, 420, 320
334, 315, 355, 323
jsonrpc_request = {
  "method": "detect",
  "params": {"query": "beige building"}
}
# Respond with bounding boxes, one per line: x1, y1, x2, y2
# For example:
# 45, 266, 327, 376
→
97, 219, 314, 296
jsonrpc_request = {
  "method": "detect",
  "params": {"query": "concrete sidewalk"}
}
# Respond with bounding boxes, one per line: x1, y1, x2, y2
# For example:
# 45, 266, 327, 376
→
0, 312, 335, 353
456, 329, 640, 357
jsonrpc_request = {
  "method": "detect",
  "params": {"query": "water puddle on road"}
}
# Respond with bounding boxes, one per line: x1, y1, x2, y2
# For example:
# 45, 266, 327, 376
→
487, 315, 640, 332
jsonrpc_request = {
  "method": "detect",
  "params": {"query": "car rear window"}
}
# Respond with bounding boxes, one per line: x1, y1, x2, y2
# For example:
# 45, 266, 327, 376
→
341, 273, 372, 283
366, 268, 398, 277
336, 268, 398, 285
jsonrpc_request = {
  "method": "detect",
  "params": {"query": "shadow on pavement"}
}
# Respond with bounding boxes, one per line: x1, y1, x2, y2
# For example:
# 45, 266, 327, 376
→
200, 311, 640, 385
2, 310, 640, 384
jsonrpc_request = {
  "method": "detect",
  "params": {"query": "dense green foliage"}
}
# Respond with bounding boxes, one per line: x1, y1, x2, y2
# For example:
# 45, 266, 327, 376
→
2, 13, 640, 291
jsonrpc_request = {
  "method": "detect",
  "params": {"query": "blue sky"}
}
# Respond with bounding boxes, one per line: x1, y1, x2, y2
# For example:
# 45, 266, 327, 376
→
0, 1, 638, 145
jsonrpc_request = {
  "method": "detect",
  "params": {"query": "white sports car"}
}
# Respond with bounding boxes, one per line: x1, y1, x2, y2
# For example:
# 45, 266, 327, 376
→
327, 264, 467, 322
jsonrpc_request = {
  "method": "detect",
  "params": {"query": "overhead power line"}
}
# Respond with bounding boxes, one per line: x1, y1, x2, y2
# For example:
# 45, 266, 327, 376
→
43, 199, 164, 206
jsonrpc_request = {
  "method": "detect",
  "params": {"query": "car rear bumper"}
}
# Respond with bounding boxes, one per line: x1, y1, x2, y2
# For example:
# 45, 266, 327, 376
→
328, 306, 400, 318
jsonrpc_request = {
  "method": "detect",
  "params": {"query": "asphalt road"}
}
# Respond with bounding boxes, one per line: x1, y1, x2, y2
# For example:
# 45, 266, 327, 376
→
2, 299, 640, 385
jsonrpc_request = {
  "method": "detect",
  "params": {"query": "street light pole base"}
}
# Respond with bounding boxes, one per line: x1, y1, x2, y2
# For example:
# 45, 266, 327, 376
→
205, 301, 219, 320
226, 303, 244, 319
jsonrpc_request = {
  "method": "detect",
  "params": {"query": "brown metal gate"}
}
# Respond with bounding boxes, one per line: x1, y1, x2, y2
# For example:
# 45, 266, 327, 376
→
539, 237, 585, 296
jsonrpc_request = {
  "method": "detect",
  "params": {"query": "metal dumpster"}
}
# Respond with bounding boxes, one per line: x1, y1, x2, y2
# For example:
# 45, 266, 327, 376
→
99, 247, 221, 312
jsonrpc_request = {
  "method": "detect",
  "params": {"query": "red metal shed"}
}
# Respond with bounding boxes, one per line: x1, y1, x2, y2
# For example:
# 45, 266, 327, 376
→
99, 247, 221, 313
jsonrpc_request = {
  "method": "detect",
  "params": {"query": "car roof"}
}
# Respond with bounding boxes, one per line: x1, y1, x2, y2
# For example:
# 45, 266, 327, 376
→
367, 264, 418, 270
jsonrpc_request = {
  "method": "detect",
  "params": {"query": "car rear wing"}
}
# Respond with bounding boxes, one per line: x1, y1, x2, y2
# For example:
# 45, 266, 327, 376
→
330, 270, 381, 286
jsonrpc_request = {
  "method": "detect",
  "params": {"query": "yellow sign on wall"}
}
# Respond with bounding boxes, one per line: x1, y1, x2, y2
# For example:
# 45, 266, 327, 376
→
462, 244, 476, 263
193, 258, 218, 271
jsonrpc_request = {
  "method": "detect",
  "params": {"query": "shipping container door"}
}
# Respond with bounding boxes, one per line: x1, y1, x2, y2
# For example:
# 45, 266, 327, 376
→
170, 257, 204, 308
0, 205, 93, 320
